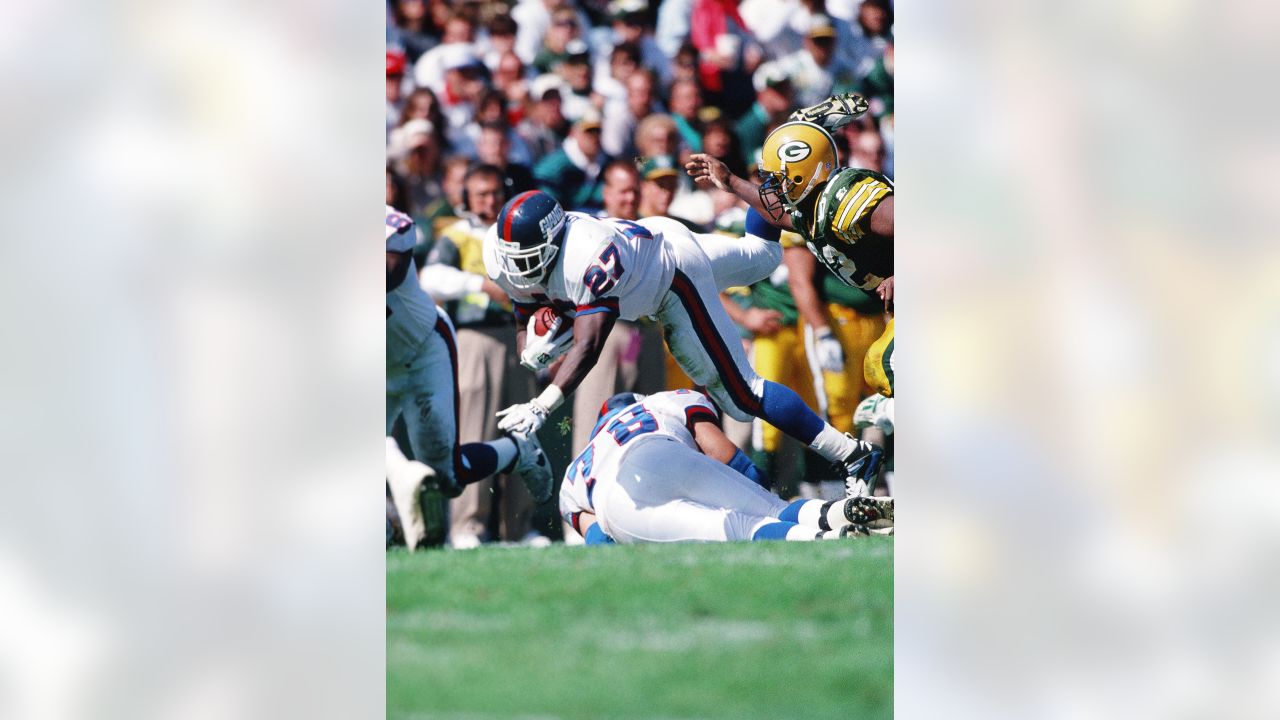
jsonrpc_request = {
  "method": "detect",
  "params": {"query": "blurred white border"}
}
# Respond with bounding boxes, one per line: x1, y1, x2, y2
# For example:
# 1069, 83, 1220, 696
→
0, 1, 384, 718
899, 2, 1280, 718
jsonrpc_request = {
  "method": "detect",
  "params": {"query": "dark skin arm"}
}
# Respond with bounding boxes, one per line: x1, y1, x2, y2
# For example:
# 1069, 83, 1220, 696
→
869, 195, 893, 237
547, 310, 617, 397
685, 153, 796, 231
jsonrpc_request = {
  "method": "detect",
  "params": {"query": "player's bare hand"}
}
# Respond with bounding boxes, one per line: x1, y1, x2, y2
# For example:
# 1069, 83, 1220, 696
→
876, 276, 894, 308
742, 307, 783, 336
685, 154, 732, 192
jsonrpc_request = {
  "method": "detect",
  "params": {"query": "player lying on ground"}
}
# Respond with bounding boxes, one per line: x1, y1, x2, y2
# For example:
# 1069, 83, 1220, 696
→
686, 94, 894, 301
561, 391, 894, 544
386, 204, 553, 550
483, 190, 883, 496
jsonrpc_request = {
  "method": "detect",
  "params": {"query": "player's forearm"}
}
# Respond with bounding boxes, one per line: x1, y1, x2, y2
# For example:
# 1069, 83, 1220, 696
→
729, 175, 793, 230
550, 339, 604, 397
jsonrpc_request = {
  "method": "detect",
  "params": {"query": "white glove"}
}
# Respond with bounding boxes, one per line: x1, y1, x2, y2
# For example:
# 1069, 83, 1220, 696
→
496, 399, 552, 435
854, 394, 894, 434
812, 327, 845, 373
520, 313, 574, 371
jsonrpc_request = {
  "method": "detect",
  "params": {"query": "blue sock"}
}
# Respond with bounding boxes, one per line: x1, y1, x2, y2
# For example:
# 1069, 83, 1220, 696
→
777, 499, 808, 524
760, 381, 824, 445
751, 521, 800, 541
459, 442, 498, 483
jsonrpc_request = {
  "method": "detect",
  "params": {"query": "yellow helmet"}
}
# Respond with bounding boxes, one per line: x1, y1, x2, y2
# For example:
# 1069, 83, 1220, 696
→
758, 121, 839, 220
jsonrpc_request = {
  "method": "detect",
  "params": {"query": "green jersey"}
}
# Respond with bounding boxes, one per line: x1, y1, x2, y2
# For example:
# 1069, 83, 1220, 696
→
788, 167, 894, 291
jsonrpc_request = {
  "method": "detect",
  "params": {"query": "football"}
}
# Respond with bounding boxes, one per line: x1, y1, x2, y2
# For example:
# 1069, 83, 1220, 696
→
532, 306, 567, 338
521, 306, 574, 371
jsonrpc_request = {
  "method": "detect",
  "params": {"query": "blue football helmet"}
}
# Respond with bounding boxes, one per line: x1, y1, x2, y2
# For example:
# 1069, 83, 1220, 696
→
494, 190, 566, 289
590, 392, 646, 439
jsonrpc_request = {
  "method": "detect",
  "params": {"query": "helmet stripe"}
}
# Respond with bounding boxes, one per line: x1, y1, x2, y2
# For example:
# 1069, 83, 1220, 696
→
501, 191, 539, 242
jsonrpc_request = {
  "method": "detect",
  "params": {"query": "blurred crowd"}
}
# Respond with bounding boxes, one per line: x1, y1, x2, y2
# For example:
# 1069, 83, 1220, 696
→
387, 0, 894, 547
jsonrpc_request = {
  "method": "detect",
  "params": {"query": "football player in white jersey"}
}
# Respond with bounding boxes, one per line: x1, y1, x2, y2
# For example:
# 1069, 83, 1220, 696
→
561, 391, 893, 544
385, 204, 553, 549
482, 190, 883, 496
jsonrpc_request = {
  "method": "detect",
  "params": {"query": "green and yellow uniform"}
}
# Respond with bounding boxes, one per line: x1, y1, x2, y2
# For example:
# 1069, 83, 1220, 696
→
788, 167, 894, 291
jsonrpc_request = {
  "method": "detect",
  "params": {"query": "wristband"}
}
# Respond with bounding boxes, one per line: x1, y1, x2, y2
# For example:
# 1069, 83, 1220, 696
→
536, 384, 565, 412
728, 448, 769, 489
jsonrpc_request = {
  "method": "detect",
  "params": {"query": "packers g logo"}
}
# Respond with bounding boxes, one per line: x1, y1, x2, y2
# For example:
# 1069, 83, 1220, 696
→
777, 140, 812, 163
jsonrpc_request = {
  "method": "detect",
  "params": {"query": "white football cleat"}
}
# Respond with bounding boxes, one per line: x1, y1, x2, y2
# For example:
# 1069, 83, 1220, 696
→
842, 495, 893, 529
508, 430, 554, 503
387, 461, 433, 551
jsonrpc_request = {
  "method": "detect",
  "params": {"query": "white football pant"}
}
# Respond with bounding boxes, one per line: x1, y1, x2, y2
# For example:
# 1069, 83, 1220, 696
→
593, 437, 790, 543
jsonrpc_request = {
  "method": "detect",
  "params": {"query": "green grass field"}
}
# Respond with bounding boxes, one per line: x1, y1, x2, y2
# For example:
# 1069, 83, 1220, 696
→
387, 539, 893, 720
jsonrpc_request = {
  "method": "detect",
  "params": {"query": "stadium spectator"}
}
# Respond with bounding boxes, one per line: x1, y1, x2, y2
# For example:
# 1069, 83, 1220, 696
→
555, 39, 600, 122
421, 155, 472, 241
601, 68, 659, 159
387, 49, 408, 137
668, 79, 704, 152
633, 113, 680, 163
848, 0, 893, 77
413, 13, 479, 96
517, 75, 569, 163
689, 0, 755, 114
700, 116, 747, 180
654, 0, 694, 58
422, 164, 541, 548
856, 41, 893, 120
534, 110, 608, 211
599, 0, 671, 85
480, 15, 519, 71
395, 88, 450, 152
594, 41, 641, 104
766, 14, 856, 108
391, 0, 436, 64
388, 119, 443, 217
475, 120, 538, 196
512, 0, 591, 67
736, 66, 794, 166
533, 7, 585, 74
491, 51, 530, 108
637, 156, 680, 220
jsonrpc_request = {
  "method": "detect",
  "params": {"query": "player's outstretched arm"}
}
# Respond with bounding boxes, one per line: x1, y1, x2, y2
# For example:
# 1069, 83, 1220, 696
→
497, 310, 616, 435
551, 310, 616, 397
685, 154, 795, 231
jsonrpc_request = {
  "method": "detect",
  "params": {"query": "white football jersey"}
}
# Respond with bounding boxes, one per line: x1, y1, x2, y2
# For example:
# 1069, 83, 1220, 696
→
386, 205, 438, 367
483, 212, 675, 321
559, 390, 720, 530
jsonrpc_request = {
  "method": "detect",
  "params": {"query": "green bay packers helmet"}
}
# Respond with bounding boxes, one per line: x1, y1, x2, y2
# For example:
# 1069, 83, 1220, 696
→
758, 120, 839, 221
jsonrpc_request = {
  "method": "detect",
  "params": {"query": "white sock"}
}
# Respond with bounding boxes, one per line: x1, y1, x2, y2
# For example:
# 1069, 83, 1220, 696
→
808, 423, 856, 464
786, 524, 821, 541
795, 499, 827, 528
491, 437, 519, 473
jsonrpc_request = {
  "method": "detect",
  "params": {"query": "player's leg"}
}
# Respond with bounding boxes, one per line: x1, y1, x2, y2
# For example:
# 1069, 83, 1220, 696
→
597, 440, 819, 542
659, 255, 877, 489
638, 215, 781, 291
775, 494, 894, 532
